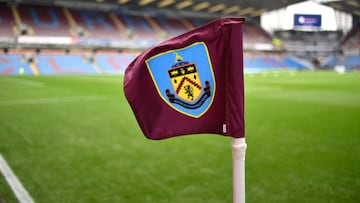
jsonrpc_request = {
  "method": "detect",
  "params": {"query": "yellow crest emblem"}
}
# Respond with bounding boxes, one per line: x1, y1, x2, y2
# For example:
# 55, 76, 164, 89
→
146, 42, 215, 118
168, 53, 202, 102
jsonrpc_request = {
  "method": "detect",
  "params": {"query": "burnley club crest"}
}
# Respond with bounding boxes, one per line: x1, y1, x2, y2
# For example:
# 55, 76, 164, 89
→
146, 42, 216, 118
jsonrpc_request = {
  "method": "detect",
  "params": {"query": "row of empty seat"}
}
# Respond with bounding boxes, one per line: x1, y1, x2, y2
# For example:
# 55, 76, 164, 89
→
0, 3, 272, 47
0, 53, 135, 75
0, 3, 203, 40
0, 53, 308, 75
244, 55, 307, 69
322, 55, 360, 70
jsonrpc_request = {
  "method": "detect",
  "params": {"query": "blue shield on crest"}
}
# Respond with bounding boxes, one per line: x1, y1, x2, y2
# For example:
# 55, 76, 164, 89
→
146, 42, 216, 118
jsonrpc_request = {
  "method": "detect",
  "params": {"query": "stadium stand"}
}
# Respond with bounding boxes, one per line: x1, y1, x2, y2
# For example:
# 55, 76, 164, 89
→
0, 54, 34, 75
244, 52, 307, 72
338, 20, 360, 70
244, 22, 272, 44
320, 19, 360, 71
69, 9, 123, 39
2, 1, 359, 75
153, 16, 190, 37
274, 30, 343, 59
340, 20, 360, 50
16, 4, 71, 36
94, 53, 136, 74
0, 49, 138, 75
0, 4, 15, 37
35, 54, 98, 75
116, 13, 160, 40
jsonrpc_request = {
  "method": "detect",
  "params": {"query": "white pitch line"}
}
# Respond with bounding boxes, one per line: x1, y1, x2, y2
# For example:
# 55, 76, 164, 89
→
0, 154, 35, 203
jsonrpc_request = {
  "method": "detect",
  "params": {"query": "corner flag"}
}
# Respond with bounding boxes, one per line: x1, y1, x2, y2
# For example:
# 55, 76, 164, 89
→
124, 17, 245, 140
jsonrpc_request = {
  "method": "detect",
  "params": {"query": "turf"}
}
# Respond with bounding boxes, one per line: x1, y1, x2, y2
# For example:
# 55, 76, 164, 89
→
0, 71, 359, 203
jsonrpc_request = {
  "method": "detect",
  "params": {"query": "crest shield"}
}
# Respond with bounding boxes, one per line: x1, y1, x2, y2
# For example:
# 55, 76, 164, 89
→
146, 42, 216, 118
168, 61, 202, 102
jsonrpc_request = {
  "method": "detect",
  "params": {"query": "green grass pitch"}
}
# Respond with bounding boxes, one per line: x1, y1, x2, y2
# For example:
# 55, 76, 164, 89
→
0, 71, 359, 203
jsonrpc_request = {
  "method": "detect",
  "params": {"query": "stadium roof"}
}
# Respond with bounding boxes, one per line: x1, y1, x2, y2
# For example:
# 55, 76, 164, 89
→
3, 0, 359, 17
322, 0, 360, 16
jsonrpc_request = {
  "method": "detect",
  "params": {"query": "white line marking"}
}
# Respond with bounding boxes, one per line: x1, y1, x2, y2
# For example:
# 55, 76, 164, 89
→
0, 95, 109, 106
1, 78, 44, 88
0, 154, 35, 203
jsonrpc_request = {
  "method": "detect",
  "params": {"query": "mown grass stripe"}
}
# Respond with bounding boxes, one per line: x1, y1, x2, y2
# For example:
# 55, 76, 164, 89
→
0, 95, 109, 106
1, 77, 44, 88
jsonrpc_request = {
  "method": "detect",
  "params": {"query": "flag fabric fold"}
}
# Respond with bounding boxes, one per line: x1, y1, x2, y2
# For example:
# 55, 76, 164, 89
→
124, 17, 245, 140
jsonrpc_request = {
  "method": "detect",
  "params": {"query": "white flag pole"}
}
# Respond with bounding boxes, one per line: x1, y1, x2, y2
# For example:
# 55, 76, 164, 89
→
232, 137, 247, 203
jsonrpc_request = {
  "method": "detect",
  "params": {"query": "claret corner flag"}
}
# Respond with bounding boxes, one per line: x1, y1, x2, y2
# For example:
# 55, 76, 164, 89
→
124, 17, 245, 140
